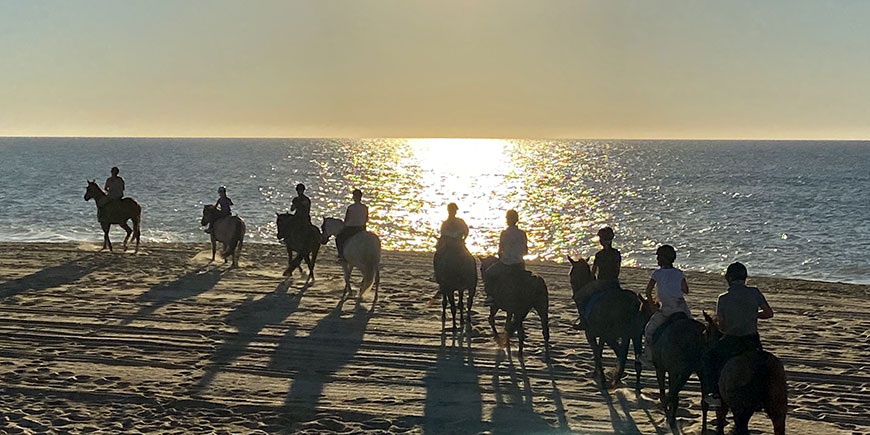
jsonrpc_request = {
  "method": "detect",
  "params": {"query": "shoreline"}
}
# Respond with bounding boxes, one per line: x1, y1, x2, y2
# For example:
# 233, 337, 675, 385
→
4, 240, 868, 287
0, 242, 866, 433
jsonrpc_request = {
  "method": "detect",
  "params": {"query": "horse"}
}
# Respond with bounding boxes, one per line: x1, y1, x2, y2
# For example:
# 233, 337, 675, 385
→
649, 313, 707, 433
200, 205, 245, 267
702, 312, 787, 435
83, 180, 141, 253
320, 217, 381, 301
276, 212, 321, 281
433, 237, 477, 337
479, 256, 550, 358
567, 256, 655, 391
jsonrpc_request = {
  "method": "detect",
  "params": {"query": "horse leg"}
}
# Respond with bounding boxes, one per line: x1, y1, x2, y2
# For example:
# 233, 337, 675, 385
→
656, 368, 668, 410
343, 263, 353, 296
585, 331, 605, 384
488, 305, 499, 341
448, 290, 458, 333
537, 306, 550, 358
441, 287, 448, 332
516, 317, 525, 359
733, 409, 752, 435
120, 222, 132, 250
633, 332, 644, 394
667, 370, 691, 433
102, 223, 113, 252
210, 236, 216, 262
458, 289, 466, 336
716, 404, 728, 435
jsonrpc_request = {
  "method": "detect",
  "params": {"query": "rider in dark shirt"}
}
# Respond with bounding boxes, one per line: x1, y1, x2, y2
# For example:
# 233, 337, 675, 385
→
206, 186, 233, 234
291, 183, 312, 226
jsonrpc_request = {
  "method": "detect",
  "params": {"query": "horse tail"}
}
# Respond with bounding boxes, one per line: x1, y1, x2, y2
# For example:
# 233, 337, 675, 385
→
358, 235, 381, 296
222, 218, 244, 258
764, 352, 788, 435
309, 226, 321, 265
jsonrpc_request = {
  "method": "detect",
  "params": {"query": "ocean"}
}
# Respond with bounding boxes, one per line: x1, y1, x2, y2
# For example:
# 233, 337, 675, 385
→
1, 137, 868, 284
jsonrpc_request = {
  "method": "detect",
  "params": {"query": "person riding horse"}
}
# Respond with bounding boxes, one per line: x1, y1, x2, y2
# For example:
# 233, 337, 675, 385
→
336, 189, 368, 261
100, 166, 125, 220
206, 186, 233, 234
638, 244, 692, 366
432, 202, 470, 298
482, 209, 529, 306
573, 226, 622, 329
703, 262, 774, 408
291, 183, 312, 226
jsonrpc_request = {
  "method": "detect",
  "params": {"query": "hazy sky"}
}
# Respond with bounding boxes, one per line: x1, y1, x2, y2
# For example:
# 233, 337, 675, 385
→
1, 1, 869, 139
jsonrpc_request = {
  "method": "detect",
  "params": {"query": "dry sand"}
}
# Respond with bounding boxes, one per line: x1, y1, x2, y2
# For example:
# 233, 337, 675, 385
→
0, 242, 866, 434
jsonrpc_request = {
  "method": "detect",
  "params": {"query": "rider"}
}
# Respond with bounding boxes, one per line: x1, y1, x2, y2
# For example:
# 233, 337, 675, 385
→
483, 209, 529, 306
104, 167, 125, 201
703, 262, 774, 407
573, 226, 622, 329
336, 188, 368, 261
638, 245, 691, 366
291, 183, 312, 226
432, 202, 470, 297
206, 186, 233, 234
100, 166, 125, 221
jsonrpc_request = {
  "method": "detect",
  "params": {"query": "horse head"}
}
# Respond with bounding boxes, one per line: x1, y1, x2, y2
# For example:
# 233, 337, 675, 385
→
320, 217, 344, 244
84, 179, 101, 201
201, 205, 217, 226
638, 292, 658, 323
567, 255, 593, 293
702, 310, 723, 348
276, 212, 292, 240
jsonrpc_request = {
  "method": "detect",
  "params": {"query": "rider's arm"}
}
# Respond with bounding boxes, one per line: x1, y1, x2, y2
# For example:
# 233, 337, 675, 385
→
644, 278, 656, 301
681, 278, 690, 295
758, 302, 774, 319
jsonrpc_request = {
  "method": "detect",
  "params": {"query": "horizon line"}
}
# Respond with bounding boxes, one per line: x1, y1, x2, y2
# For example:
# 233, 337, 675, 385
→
3, 135, 870, 142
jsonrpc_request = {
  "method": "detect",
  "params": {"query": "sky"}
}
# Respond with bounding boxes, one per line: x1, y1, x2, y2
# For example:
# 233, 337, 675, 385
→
1, 0, 869, 139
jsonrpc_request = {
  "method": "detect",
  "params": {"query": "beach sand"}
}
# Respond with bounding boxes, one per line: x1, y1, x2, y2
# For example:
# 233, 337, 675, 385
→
0, 242, 866, 434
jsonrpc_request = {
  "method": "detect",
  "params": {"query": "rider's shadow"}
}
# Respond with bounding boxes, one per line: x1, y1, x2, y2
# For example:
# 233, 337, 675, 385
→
120, 266, 223, 325
0, 254, 107, 301
489, 359, 552, 434
194, 278, 308, 393
423, 347, 483, 434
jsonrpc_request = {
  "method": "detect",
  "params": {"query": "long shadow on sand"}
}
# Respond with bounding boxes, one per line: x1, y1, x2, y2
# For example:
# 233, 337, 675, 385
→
423, 344, 483, 434
194, 278, 309, 392
121, 266, 224, 325
0, 254, 107, 301
270, 298, 370, 431
489, 357, 554, 434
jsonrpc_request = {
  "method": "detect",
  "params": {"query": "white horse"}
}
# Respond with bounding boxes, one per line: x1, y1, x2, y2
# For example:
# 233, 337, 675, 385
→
320, 217, 381, 301
201, 205, 245, 267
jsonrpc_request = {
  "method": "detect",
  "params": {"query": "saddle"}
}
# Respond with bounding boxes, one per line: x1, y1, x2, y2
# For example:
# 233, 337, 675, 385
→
651, 311, 690, 346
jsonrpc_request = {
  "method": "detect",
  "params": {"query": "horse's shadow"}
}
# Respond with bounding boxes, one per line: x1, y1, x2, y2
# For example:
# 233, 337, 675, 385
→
489, 357, 553, 434
194, 278, 309, 393
120, 266, 224, 325
423, 346, 483, 434
270, 298, 370, 430
0, 254, 107, 301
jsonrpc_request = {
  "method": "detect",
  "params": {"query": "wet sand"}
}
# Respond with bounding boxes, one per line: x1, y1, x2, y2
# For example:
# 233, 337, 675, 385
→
0, 242, 866, 434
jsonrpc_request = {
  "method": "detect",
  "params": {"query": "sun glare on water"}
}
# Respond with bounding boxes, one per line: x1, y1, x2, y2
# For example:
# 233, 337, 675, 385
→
405, 138, 515, 254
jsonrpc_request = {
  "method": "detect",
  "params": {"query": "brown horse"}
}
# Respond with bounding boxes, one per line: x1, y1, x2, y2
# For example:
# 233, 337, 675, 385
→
433, 238, 477, 337
84, 180, 141, 253
568, 256, 655, 391
703, 312, 787, 435
650, 313, 707, 433
276, 212, 321, 281
480, 256, 549, 358
200, 205, 245, 267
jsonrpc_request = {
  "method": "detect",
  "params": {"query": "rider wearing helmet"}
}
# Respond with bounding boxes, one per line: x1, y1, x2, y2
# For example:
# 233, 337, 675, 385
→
703, 262, 774, 407
206, 186, 233, 234
573, 226, 622, 329
336, 189, 368, 261
291, 183, 312, 226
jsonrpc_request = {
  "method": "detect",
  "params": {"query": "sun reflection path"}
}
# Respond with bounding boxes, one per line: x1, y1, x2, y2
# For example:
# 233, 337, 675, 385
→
406, 138, 517, 255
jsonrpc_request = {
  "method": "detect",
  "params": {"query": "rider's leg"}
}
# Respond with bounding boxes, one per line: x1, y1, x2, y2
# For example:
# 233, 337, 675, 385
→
639, 311, 664, 365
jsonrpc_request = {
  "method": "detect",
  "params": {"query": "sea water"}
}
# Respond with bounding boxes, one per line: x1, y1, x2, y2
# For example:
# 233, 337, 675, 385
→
1, 137, 867, 284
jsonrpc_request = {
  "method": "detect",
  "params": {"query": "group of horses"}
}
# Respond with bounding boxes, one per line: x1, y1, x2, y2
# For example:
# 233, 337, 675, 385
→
84, 182, 785, 434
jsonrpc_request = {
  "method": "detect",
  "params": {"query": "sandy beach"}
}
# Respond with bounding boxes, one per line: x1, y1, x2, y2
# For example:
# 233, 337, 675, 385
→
0, 242, 866, 434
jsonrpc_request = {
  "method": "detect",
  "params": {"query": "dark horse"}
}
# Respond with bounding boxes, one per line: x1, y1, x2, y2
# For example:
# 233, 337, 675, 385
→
433, 237, 477, 337
568, 256, 655, 391
650, 313, 707, 433
276, 212, 321, 282
703, 312, 787, 435
84, 180, 141, 253
480, 256, 549, 358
